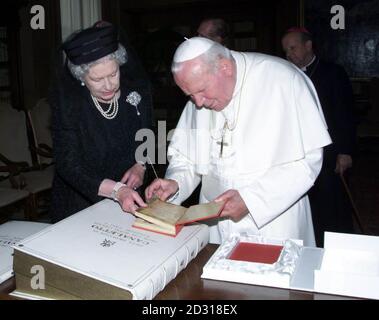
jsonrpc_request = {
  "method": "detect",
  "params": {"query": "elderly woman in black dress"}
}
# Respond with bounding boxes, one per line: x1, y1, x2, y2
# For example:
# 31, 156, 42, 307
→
49, 23, 151, 222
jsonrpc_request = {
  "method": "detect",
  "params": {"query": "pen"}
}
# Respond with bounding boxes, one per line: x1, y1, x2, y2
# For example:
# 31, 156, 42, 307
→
146, 155, 159, 180
146, 156, 161, 202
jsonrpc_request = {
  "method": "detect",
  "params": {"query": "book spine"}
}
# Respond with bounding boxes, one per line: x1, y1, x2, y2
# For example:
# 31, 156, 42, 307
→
132, 225, 209, 299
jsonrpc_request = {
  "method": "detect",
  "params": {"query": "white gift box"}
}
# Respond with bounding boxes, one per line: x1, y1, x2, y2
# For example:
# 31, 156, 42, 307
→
202, 232, 379, 300
201, 234, 304, 290
313, 232, 379, 299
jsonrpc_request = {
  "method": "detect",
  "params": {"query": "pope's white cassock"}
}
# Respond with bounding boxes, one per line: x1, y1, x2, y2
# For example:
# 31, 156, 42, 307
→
165, 51, 332, 246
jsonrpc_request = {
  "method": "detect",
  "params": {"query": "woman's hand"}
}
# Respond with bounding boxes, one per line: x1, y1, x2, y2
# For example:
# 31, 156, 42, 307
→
116, 186, 147, 213
145, 179, 179, 201
121, 163, 146, 190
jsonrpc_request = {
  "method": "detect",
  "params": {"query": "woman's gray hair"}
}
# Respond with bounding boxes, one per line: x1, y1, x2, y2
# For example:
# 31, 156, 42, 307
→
171, 42, 231, 74
67, 44, 128, 81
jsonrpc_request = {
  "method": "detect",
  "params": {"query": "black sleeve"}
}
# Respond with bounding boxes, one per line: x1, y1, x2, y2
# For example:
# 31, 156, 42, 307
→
331, 65, 356, 155
50, 83, 104, 203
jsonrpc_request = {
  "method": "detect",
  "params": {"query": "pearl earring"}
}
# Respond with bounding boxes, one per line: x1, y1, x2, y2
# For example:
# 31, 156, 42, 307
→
81, 82, 85, 86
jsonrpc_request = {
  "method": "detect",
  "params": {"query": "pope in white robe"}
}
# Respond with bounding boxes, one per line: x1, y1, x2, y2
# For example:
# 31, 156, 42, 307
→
145, 37, 332, 247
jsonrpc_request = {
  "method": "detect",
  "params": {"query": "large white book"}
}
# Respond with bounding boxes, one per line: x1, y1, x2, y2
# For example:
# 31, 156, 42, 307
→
11, 200, 209, 300
0, 221, 50, 284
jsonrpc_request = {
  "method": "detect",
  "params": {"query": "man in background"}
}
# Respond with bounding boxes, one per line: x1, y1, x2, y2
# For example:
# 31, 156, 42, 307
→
197, 18, 230, 46
282, 27, 357, 247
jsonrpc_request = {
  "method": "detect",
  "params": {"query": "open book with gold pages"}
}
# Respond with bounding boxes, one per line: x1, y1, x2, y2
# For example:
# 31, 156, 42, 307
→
133, 198, 224, 236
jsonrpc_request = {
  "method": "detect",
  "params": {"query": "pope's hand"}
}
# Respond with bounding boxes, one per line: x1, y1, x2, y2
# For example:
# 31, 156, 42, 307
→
117, 186, 147, 213
215, 190, 249, 222
145, 178, 179, 201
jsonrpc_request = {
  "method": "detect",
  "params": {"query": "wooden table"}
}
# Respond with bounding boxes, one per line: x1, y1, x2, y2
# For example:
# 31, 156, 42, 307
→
0, 245, 356, 300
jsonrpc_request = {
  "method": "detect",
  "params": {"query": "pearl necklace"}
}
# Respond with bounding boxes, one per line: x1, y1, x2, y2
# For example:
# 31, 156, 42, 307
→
91, 94, 119, 120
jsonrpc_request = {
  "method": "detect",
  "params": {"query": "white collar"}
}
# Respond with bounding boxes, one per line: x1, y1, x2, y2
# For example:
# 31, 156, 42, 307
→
221, 51, 246, 120
301, 55, 316, 71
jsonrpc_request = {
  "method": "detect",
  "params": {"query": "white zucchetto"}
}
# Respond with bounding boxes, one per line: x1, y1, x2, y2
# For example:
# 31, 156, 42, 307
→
173, 37, 215, 63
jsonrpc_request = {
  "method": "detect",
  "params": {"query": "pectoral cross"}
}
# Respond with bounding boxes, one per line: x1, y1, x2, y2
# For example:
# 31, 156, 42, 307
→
217, 137, 229, 158
217, 122, 229, 158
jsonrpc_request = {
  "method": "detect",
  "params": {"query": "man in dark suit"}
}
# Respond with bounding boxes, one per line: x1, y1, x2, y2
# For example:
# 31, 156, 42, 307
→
282, 27, 356, 247
197, 18, 230, 46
